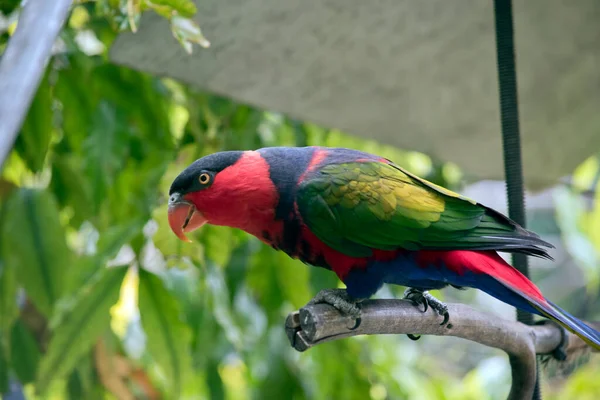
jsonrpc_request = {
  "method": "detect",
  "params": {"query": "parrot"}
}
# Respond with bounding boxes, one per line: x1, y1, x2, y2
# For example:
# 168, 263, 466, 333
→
167, 146, 600, 350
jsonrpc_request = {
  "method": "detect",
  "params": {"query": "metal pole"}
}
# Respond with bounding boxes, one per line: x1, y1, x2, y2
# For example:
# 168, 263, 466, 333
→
0, 0, 72, 168
493, 0, 541, 399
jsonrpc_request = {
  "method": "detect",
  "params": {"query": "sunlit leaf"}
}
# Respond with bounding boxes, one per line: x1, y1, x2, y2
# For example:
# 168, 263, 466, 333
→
138, 268, 193, 397
36, 266, 127, 394
10, 319, 41, 384
148, 0, 197, 17
1, 151, 36, 188
2, 189, 71, 317
571, 154, 599, 192
586, 178, 600, 251
68, 5, 91, 29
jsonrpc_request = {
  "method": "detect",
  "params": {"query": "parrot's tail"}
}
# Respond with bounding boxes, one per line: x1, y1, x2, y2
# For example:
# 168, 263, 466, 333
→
438, 250, 600, 351
531, 299, 600, 351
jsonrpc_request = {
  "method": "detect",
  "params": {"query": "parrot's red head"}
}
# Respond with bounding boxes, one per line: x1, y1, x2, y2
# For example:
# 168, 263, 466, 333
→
168, 150, 278, 242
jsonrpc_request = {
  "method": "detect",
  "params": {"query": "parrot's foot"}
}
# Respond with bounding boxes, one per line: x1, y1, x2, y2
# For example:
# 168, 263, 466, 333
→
403, 288, 450, 341
307, 288, 362, 329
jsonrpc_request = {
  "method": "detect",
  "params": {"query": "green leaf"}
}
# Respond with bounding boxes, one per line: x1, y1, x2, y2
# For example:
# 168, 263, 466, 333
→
200, 225, 236, 267
100, 153, 170, 228
0, 337, 8, 393
49, 156, 94, 227
0, 0, 20, 14
83, 102, 129, 213
0, 253, 18, 336
54, 55, 94, 153
275, 253, 311, 309
205, 359, 225, 400
10, 319, 41, 384
138, 268, 193, 397
15, 74, 54, 173
36, 266, 128, 394
67, 370, 85, 400
66, 357, 97, 400
98, 222, 144, 262
247, 246, 285, 321
64, 220, 142, 301
1, 189, 71, 317
149, 0, 197, 17
152, 203, 203, 264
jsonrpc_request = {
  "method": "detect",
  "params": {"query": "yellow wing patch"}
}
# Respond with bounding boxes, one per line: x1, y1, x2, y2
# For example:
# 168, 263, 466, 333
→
320, 163, 446, 223
393, 164, 478, 205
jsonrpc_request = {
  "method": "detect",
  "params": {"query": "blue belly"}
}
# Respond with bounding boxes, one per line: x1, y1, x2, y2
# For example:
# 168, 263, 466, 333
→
341, 253, 541, 316
343, 253, 449, 298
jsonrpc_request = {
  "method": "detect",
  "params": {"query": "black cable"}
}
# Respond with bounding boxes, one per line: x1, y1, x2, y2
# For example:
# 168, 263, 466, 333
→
493, 0, 541, 399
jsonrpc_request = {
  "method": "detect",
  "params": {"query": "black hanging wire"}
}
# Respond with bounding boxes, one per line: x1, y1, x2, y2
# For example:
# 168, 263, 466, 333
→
493, 1, 542, 399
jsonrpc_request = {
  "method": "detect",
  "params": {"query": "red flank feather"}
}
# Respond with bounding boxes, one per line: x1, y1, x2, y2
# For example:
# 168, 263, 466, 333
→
415, 250, 548, 304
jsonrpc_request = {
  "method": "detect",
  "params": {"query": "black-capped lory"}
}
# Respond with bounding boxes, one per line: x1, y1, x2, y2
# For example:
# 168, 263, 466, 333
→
167, 146, 600, 349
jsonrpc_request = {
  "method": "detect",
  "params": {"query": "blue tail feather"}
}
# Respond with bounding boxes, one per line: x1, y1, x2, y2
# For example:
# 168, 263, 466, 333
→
537, 300, 600, 350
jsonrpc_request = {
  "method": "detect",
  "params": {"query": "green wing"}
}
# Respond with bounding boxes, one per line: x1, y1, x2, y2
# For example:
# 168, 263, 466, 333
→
296, 160, 552, 258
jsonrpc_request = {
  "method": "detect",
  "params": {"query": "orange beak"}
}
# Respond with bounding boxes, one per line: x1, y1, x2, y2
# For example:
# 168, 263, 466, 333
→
168, 193, 208, 242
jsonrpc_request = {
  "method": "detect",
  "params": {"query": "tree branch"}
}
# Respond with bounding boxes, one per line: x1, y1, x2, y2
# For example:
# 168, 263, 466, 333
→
285, 299, 599, 400
0, 0, 72, 167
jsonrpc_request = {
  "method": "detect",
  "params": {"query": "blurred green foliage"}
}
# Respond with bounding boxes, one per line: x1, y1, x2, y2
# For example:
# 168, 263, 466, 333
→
1, 2, 600, 399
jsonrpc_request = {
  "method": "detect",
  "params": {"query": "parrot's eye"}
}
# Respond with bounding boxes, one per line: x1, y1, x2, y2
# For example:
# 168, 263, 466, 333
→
199, 172, 211, 185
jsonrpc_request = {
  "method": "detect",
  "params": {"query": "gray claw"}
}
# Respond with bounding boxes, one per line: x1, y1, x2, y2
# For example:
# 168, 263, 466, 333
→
307, 288, 362, 327
403, 288, 450, 327
403, 288, 428, 313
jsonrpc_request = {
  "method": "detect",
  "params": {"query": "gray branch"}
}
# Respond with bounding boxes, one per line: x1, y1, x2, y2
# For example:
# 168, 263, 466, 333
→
0, 0, 72, 167
285, 299, 599, 400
